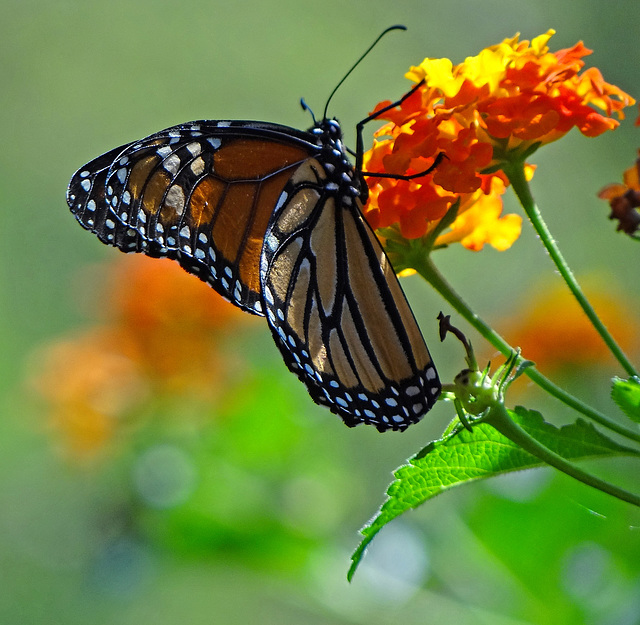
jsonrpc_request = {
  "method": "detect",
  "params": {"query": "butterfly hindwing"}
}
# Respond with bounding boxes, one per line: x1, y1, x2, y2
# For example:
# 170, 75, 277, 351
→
261, 155, 440, 431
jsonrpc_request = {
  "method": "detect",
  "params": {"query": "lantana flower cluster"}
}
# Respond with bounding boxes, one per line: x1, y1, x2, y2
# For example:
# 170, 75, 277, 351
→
362, 30, 634, 251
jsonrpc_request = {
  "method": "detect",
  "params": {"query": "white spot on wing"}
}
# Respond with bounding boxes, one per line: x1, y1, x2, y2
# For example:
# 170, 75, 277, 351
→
186, 142, 202, 157
164, 186, 186, 216
191, 156, 205, 176
275, 192, 288, 211
265, 233, 279, 252
164, 154, 181, 175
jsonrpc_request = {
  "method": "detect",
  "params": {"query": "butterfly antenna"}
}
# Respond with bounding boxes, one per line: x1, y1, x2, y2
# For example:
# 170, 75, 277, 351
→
300, 98, 317, 124
322, 25, 407, 121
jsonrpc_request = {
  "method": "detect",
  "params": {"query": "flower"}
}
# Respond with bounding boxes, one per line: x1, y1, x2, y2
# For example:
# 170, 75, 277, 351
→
30, 255, 250, 459
598, 150, 640, 237
362, 31, 634, 249
501, 281, 638, 373
29, 328, 148, 459
107, 256, 249, 393
431, 175, 523, 251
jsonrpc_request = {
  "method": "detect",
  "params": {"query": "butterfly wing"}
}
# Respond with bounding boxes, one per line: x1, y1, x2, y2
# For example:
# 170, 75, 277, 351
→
67, 121, 318, 315
261, 157, 440, 431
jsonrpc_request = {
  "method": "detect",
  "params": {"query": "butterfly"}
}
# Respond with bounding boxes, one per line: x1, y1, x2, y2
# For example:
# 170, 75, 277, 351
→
66, 28, 441, 432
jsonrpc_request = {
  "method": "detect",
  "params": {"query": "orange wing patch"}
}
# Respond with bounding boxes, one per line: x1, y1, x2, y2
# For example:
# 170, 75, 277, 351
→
127, 154, 161, 207
120, 135, 312, 303
213, 139, 309, 180
188, 176, 225, 229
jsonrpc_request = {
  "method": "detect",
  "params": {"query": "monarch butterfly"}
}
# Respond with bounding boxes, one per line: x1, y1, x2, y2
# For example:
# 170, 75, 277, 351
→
66, 27, 441, 432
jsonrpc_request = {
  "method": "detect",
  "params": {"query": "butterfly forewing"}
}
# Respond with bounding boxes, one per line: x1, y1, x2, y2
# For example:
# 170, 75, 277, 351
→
261, 156, 440, 432
67, 121, 315, 315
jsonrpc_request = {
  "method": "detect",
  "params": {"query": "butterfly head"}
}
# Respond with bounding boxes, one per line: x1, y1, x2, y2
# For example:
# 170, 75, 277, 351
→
309, 117, 342, 146
308, 118, 368, 205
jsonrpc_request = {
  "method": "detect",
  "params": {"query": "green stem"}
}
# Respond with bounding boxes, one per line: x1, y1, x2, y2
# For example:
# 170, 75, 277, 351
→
413, 255, 640, 444
504, 161, 638, 378
486, 403, 640, 507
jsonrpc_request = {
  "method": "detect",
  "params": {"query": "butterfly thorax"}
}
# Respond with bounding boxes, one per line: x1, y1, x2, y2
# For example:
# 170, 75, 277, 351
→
308, 118, 368, 205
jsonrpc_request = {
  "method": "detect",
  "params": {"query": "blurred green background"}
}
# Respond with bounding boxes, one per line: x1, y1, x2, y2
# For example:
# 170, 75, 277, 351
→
2, 1, 640, 623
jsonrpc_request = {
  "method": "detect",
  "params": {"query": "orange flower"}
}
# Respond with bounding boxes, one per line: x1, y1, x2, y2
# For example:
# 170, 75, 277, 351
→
363, 31, 634, 248
598, 150, 640, 237
502, 282, 638, 373
107, 256, 249, 393
29, 328, 148, 459
30, 255, 251, 459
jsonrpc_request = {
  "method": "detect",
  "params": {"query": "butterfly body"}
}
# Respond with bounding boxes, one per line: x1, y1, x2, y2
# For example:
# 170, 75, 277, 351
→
67, 116, 440, 431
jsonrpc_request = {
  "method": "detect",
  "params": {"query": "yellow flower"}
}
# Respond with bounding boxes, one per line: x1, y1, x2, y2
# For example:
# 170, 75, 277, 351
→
435, 177, 522, 251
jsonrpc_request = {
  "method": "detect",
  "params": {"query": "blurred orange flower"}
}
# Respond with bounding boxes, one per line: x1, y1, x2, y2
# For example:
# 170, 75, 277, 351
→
30, 327, 148, 459
107, 256, 248, 393
363, 30, 634, 251
31, 256, 250, 459
598, 149, 640, 237
503, 282, 638, 373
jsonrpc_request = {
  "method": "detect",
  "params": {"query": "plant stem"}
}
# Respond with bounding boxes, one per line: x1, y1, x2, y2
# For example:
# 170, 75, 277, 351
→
486, 404, 640, 507
504, 161, 638, 378
414, 256, 640, 444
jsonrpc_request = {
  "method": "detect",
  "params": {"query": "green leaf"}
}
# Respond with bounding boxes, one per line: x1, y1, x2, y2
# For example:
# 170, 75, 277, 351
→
348, 407, 639, 581
611, 376, 640, 424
